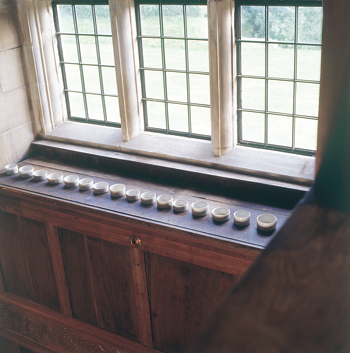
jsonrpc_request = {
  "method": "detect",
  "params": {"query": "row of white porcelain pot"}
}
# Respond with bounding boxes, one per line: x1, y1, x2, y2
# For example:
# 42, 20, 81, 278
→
4, 164, 277, 231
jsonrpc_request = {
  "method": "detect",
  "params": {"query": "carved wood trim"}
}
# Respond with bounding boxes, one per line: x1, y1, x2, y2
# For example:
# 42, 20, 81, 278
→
45, 224, 73, 317
0, 293, 160, 353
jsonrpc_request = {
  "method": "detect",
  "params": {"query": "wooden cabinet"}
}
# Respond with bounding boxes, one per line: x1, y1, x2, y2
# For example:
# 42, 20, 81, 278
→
0, 161, 282, 353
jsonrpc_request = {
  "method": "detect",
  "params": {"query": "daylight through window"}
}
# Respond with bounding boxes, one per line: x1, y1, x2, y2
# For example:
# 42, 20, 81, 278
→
136, 1, 211, 139
53, 1, 120, 126
236, 3, 322, 154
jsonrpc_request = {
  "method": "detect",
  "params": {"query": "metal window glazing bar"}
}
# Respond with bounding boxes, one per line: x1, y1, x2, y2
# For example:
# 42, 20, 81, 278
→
236, 0, 321, 156
136, 0, 210, 139
53, 0, 120, 126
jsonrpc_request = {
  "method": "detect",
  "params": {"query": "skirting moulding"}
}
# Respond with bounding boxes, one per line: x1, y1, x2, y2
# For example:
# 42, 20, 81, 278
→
0, 301, 124, 353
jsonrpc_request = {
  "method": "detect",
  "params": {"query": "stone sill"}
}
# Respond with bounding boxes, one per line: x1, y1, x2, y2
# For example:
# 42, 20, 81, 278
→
43, 121, 315, 187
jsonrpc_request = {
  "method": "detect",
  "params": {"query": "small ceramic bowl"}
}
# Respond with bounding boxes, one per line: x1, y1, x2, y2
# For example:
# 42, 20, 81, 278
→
157, 194, 173, 209
234, 210, 251, 227
110, 184, 125, 198
173, 199, 188, 213
141, 191, 156, 205
19, 165, 34, 178
212, 207, 230, 222
48, 172, 64, 184
192, 201, 209, 217
64, 175, 79, 188
93, 182, 109, 195
126, 189, 140, 201
5, 164, 18, 175
79, 178, 93, 191
33, 170, 48, 181
257, 214, 277, 232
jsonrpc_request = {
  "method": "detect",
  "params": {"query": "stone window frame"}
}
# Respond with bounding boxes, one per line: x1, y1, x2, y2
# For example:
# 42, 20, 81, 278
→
16, 0, 316, 185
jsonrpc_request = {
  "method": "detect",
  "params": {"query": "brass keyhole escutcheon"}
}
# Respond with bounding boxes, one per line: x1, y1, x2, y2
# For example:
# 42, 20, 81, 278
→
129, 235, 142, 247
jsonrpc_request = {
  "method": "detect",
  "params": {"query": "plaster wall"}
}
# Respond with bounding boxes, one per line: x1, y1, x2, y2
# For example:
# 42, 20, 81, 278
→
0, 0, 37, 169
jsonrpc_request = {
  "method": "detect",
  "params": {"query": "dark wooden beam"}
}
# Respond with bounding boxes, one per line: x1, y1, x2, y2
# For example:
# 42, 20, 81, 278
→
188, 196, 350, 353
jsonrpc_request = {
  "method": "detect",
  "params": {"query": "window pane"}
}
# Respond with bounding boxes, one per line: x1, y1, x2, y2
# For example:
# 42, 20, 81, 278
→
241, 112, 265, 143
166, 72, 187, 102
79, 36, 97, 64
297, 45, 321, 81
105, 96, 120, 123
95, 5, 111, 35
140, 5, 160, 36
190, 74, 209, 105
98, 37, 114, 66
298, 7, 322, 44
268, 80, 293, 114
168, 103, 188, 132
187, 6, 208, 39
268, 44, 294, 79
86, 94, 104, 121
188, 40, 209, 72
296, 83, 319, 117
241, 42, 265, 76
75, 5, 94, 34
64, 64, 81, 91
101, 67, 118, 95
295, 118, 317, 150
57, 5, 74, 33
163, 5, 184, 37
68, 92, 85, 118
83, 65, 100, 93
269, 6, 295, 42
241, 6, 265, 41
164, 39, 185, 70
61, 35, 78, 62
268, 115, 292, 147
191, 106, 210, 136
142, 38, 162, 68
144, 70, 163, 99
147, 101, 166, 129
242, 78, 265, 111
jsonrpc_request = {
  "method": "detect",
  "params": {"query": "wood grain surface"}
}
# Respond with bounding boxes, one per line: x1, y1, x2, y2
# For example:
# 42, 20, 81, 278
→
58, 228, 98, 326
0, 186, 260, 276
0, 292, 160, 353
45, 224, 72, 317
188, 199, 350, 353
146, 252, 236, 353
0, 336, 21, 353
0, 211, 61, 311
0, 160, 290, 250
87, 237, 141, 342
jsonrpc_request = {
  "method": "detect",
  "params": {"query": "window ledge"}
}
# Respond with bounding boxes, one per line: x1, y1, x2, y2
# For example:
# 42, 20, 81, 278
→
43, 121, 315, 186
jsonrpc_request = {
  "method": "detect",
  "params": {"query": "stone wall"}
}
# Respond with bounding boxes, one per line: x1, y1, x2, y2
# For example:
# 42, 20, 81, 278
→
0, 0, 37, 169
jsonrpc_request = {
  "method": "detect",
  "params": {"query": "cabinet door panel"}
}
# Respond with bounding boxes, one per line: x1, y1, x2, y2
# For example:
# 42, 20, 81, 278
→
145, 252, 236, 353
0, 211, 60, 311
58, 228, 98, 325
87, 237, 140, 342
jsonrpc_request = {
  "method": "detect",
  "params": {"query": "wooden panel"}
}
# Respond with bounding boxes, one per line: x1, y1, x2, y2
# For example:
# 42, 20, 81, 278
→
87, 237, 141, 342
0, 293, 160, 353
45, 225, 72, 317
18, 217, 60, 312
0, 336, 20, 353
0, 211, 34, 301
0, 211, 60, 311
58, 228, 97, 326
0, 188, 260, 276
145, 252, 237, 353
188, 201, 350, 353
19, 347, 36, 353
130, 248, 153, 347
